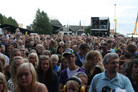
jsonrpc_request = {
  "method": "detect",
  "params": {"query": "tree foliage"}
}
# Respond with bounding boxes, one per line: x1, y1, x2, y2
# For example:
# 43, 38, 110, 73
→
84, 26, 91, 35
7, 17, 18, 26
32, 9, 53, 34
0, 13, 18, 27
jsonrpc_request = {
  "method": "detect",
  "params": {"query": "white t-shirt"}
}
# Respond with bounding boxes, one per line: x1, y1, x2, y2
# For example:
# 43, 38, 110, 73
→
67, 67, 79, 79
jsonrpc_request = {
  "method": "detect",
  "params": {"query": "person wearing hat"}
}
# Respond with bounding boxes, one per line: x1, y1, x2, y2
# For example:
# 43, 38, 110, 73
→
101, 42, 111, 57
58, 48, 85, 92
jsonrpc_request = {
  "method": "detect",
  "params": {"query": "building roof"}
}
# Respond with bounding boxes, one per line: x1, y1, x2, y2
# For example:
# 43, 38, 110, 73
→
0, 24, 34, 34
69, 25, 87, 32
51, 20, 62, 28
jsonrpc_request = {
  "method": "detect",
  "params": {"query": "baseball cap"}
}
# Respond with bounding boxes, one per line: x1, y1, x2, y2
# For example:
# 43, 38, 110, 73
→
63, 48, 74, 56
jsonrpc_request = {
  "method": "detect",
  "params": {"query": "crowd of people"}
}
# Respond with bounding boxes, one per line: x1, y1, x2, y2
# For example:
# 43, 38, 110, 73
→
0, 28, 138, 92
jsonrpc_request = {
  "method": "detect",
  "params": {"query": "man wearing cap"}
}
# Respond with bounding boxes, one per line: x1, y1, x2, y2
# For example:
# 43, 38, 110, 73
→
58, 48, 85, 92
101, 42, 110, 57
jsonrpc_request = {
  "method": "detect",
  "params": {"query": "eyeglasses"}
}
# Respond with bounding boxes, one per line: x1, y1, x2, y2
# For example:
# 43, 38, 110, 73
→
93, 57, 100, 61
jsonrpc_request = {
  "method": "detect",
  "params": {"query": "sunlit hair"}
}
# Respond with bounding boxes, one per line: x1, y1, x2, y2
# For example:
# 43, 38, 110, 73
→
74, 72, 88, 80
66, 77, 81, 92
10, 56, 24, 86
9, 48, 21, 65
43, 50, 51, 57
16, 63, 37, 92
28, 52, 39, 68
0, 53, 6, 68
0, 72, 8, 92
83, 50, 105, 76
51, 54, 59, 61
0, 60, 4, 73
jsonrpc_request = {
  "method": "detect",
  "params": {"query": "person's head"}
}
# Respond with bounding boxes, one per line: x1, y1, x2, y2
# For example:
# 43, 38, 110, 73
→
116, 49, 122, 57
43, 50, 51, 57
0, 54, 6, 69
107, 39, 113, 49
79, 43, 90, 55
16, 63, 37, 92
28, 53, 39, 68
10, 56, 24, 85
93, 42, 100, 50
38, 55, 53, 73
63, 48, 77, 65
19, 45, 26, 57
57, 45, 64, 54
49, 40, 56, 47
0, 72, 8, 92
64, 76, 85, 92
84, 50, 102, 66
103, 53, 119, 73
126, 44, 137, 55
9, 48, 21, 65
1, 37, 7, 45
83, 50, 104, 75
125, 59, 138, 77
60, 57, 68, 70
5, 44, 12, 53
101, 42, 108, 52
74, 72, 88, 89
35, 44, 45, 55
72, 45, 78, 52
51, 54, 59, 67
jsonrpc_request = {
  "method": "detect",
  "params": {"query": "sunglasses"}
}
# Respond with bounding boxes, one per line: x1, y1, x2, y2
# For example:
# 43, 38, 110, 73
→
93, 57, 100, 61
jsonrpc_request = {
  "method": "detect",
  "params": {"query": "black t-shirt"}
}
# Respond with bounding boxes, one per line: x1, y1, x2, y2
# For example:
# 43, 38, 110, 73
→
128, 76, 138, 92
88, 66, 102, 85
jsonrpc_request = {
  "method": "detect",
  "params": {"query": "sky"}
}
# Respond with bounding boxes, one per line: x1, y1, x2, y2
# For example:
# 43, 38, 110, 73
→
0, 0, 138, 35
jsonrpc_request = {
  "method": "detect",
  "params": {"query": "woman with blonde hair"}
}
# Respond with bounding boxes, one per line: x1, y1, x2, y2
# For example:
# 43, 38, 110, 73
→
4, 48, 21, 80
15, 63, 48, 92
7, 56, 24, 92
0, 54, 6, 69
0, 72, 8, 92
28, 53, 39, 68
82, 50, 104, 87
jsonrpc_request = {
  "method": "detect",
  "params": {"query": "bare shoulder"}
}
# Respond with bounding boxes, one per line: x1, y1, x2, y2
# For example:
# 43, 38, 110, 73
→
37, 82, 48, 92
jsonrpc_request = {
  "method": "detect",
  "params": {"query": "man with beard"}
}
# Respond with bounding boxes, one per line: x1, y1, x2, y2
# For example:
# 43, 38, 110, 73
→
89, 53, 134, 92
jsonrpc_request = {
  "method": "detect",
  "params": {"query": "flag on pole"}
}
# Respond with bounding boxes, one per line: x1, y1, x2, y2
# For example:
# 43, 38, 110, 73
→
134, 13, 138, 35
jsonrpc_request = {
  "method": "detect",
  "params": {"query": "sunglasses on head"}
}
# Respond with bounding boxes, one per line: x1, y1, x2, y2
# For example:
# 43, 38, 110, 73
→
93, 57, 100, 61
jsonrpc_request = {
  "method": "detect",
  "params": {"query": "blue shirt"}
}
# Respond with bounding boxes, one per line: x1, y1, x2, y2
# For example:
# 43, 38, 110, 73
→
53, 65, 58, 72
89, 71, 134, 92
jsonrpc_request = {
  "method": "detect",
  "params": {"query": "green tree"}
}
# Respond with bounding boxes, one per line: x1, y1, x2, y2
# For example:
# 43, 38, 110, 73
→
32, 9, 53, 34
3, 16, 9, 24
0, 13, 4, 24
84, 26, 91, 35
7, 17, 18, 26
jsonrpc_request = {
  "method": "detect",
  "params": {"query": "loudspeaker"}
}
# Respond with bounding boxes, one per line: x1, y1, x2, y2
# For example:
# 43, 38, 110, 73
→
64, 77, 85, 92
